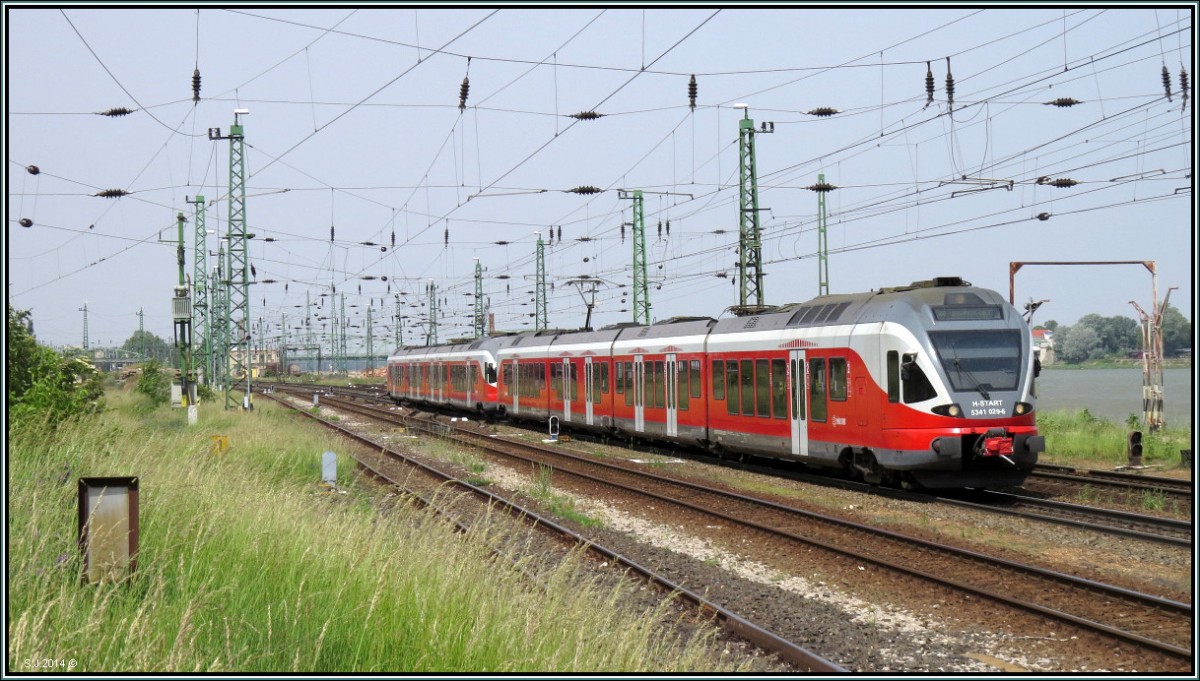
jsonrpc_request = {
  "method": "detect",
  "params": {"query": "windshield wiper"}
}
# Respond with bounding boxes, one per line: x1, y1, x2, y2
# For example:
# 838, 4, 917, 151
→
953, 358, 991, 400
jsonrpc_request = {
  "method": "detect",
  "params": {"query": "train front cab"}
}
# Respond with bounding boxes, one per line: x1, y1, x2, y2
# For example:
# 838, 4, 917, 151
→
873, 291, 1045, 489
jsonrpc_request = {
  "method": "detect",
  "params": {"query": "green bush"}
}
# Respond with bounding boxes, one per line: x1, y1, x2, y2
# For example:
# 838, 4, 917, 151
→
6, 306, 103, 426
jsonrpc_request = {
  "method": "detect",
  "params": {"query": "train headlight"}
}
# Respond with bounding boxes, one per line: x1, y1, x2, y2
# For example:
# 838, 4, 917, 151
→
931, 403, 963, 417
1013, 402, 1032, 416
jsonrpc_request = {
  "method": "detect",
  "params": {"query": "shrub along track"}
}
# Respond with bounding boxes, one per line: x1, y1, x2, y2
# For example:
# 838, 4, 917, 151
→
289, 389, 1192, 672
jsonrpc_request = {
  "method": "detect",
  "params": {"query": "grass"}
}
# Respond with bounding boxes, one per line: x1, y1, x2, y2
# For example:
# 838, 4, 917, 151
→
8, 389, 745, 673
1036, 408, 1192, 471
527, 465, 605, 529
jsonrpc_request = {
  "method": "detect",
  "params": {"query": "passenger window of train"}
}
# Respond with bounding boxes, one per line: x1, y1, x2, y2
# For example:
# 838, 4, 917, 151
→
600, 363, 609, 393
771, 359, 787, 419
690, 360, 701, 399
809, 358, 827, 422
615, 361, 625, 394
901, 353, 937, 403
887, 351, 900, 402
755, 359, 771, 417
502, 364, 512, 393
791, 359, 807, 420
677, 363, 689, 411
712, 360, 725, 400
829, 357, 848, 401
486, 362, 497, 384
725, 360, 739, 414
741, 359, 755, 416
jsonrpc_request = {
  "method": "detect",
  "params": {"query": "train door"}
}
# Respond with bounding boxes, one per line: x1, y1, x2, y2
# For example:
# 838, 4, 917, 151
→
511, 359, 520, 414
789, 350, 809, 457
584, 357, 594, 426
634, 355, 645, 432
665, 354, 678, 437
561, 358, 572, 422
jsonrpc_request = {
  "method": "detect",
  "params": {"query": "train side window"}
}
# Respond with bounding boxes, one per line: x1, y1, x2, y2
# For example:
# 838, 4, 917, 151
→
600, 363, 609, 393
569, 362, 579, 403
901, 353, 937, 403
829, 357, 847, 401
755, 359, 770, 417
712, 360, 725, 400
615, 360, 625, 395
677, 362, 689, 411
809, 358, 827, 422
690, 360, 701, 399
653, 361, 665, 408
502, 363, 512, 393
726, 360, 739, 415
740, 359, 755, 416
886, 351, 900, 402
771, 359, 787, 419
791, 359, 806, 420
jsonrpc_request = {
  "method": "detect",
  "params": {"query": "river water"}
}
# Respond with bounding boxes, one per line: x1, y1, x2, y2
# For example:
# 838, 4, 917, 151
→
1036, 367, 1194, 427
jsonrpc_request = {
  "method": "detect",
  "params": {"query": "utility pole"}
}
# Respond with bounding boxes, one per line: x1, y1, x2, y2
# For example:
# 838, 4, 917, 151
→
733, 103, 772, 315
212, 247, 228, 394
628, 191, 651, 325
395, 295, 403, 348
137, 308, 144, 358
474, 258, 485, 338
190, 195, 210, 385
339, 292, 348, 372
79, 302, 89, 350
816, 172, 830, 297
209, 108, 251, 410
535, 234, 547, 331
427, 281, 439, 346
366, 304, 374, 371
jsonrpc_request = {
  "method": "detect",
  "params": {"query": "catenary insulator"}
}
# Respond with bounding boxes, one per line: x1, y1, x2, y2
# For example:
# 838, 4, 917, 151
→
495, 240, 509, 245
19, 218, 33, 228
1036, 177, 1077, 188
665, 220, 670, 236
1036, 212, 1051, 221
192, 68, 201, 103
570, 111, 603, 120
93, 189, 129, 198
1045, 98, 1083, 107
361, 241, 376, 246
688, 74, 697, 111
459, 76, 470, 112
250, 264, 257, 278
330, 225, 335, 241
805, 182, 837, 192
569, 186, 601, 195
806, 107, 840, 117
99, 107, 134, 117
26, 165, 40, 175
924, 61, 935, 108
1181, 67, 1190, 108
444, 226, 449, 247
620, 223, 626, 242
557, 225, 562, 242
945, 57, 955, 110
391, 230, 396, 247
657, 221, 662, 240
1162, 65, 1173, 101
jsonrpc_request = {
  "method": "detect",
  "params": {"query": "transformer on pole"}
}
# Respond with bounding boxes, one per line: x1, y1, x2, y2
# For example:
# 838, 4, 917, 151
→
190, 195, 210, 385
208, 109, 251, 409
535, 235, 547, 331
733, 104, 772, 316
171, 212, 195, 407
817, 172, 830, 297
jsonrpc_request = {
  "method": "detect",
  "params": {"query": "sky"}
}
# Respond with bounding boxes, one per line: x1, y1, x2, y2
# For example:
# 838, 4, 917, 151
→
5, 4, 1195, 354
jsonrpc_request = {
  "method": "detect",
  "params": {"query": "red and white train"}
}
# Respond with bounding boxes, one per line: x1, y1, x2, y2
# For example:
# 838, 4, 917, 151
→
386, 277, 1045, 488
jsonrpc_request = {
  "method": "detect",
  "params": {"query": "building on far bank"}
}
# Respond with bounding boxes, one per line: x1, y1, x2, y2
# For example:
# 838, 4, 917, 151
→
1032, 328, 1055, 364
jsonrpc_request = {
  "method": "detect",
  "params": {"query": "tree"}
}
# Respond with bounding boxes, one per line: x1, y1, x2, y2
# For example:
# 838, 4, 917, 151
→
1056, 324, 1103, 364
1160, 304, 1192, 357
7, 305, 104, 425
1042, 320, 1059, 332
120, 330, 176, 366
1076, 313, 1140, 355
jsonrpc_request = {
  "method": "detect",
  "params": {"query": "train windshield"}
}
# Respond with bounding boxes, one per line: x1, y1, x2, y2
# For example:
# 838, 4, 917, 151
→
928, 330, 1022, 395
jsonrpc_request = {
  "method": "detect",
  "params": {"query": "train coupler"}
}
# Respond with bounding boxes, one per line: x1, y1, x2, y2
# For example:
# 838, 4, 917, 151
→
978, 429, 1015, 465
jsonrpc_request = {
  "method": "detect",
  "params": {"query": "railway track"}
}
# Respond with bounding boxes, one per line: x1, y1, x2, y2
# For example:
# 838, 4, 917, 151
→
1030, 463, 1193, 499
296, 389, 1193, 666
260, 390, 844, 673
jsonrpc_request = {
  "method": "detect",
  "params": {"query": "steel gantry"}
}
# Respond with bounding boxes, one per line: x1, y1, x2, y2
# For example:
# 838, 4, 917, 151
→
209, 110, 251, 409
734, 105, 772, 315
190, 195, 210, 386
535, 234, 547, 331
